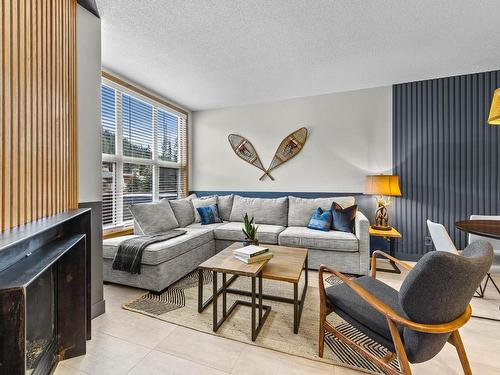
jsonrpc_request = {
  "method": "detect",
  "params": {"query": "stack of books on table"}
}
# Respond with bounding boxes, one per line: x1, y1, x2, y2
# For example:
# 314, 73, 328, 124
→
233, 245, 273, 264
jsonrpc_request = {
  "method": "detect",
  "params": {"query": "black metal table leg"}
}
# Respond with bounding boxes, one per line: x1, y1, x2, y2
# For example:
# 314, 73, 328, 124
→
305, 255, 308, 288
198, 268, 203, 313
251, 276, 256, 341
213, 271, 218, 332
375, 237, 401, 274
198, 272, 238, 313
293, 254, 307, 333
224, 255, 308, 334
388, 238, 401, 273
222, 272, 227, 318
389, 238, 401, 273
293, 283, 299, 334
202, 269, 271, 341
258, 273, 263, 325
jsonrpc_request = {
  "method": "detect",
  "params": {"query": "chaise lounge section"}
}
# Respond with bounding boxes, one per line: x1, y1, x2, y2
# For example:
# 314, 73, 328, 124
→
103, 226, 216, 292
103, 194, 370, 292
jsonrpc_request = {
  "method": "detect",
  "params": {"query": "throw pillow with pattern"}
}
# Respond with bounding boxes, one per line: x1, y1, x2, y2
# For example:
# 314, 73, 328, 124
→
196, 204, 223, 225
307, 207, 333, 231
192, 195, 218, 223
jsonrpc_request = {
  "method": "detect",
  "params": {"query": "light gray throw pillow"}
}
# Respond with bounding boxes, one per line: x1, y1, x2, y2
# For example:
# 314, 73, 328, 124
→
192, 196, 218, 223
129, 201, 179, 235
229, 195, 288, 226
288, 196, 356, 227
217, 194, 234, 221
164, 194, 197, 227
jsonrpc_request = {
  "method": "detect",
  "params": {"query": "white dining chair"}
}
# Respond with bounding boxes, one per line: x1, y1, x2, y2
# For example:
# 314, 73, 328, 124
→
469, 215, 500, 297
426, 219, 459, 254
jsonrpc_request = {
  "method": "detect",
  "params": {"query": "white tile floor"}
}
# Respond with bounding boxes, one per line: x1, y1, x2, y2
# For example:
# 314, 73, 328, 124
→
56, 265, 500, 375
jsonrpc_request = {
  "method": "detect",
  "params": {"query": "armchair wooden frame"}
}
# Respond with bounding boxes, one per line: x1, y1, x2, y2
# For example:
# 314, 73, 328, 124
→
318, 250, 473, 375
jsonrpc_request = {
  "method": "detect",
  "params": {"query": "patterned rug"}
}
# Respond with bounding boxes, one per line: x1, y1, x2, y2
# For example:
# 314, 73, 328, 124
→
123, 270, 400, 374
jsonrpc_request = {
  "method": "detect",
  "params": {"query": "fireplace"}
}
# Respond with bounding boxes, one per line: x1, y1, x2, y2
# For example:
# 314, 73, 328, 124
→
0, 209, 91, 375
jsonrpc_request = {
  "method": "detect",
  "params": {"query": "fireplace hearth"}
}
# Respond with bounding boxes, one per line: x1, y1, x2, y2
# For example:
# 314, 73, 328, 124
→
0, 209, 91, 375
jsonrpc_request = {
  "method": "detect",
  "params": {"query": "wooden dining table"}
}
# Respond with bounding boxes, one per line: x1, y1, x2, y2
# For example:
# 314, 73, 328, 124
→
455, 220, 500, 240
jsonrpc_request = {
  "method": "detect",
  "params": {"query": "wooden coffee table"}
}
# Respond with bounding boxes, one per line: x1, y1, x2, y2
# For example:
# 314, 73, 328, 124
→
198, 243, 308, 341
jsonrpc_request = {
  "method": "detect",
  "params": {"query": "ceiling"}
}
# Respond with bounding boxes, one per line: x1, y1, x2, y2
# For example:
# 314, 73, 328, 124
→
97, 0, 500, 111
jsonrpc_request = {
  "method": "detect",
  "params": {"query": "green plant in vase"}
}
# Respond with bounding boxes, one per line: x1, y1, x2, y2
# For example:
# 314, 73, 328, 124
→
242, 213, 259, 246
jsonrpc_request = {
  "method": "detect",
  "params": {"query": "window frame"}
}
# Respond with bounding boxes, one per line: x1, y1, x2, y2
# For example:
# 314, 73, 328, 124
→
101, 75, 188, 231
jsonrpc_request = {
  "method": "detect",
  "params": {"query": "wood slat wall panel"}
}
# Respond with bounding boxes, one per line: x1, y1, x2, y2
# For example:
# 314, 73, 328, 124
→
0, 0, 77, 231
393, 70, 500, 259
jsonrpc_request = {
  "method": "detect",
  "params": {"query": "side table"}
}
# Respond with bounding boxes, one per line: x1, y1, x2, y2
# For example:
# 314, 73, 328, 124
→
369, 226, 402, 274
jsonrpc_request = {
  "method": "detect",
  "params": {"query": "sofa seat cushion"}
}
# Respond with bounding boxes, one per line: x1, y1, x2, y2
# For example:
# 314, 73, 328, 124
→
214, 222, 286, 244
326, 276, 406, 347
103, 228, 214, 265
278, 227, 358, 252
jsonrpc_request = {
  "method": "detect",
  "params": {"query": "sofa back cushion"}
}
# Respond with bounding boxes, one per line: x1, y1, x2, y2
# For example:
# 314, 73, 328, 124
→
130, 201, 179, 235
229, 195, 288, 226
163, 194, 196, 227
288, 196, 355, 227
217, 194, 234, 221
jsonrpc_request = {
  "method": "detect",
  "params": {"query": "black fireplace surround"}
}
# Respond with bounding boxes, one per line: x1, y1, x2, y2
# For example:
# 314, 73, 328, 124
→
0, 209, 91, 374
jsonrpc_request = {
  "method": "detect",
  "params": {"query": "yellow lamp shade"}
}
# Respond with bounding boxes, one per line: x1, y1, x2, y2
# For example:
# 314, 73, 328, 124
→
364, 175, 402, 196
488, 88, 500, 125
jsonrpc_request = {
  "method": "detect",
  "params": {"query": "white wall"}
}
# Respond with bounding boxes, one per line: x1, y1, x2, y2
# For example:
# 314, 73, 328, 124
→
78, 5, 102, 203
192, 86, 392, 193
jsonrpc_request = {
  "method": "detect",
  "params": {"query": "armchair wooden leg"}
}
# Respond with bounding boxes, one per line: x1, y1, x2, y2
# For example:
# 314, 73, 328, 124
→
449, 330, 472, 375
318, 265, 327, 358
318, 303, 329, 357
387, 318, 412, 375
318, 313, 325, 357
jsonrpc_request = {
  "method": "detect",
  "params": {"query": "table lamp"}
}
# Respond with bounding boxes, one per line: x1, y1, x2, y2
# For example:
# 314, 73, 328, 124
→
488, 88, 500, 125
364, 175, 401, 231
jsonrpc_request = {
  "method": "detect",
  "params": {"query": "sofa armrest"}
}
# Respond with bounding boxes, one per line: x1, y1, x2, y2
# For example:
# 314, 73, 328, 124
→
355, 211, 370, 275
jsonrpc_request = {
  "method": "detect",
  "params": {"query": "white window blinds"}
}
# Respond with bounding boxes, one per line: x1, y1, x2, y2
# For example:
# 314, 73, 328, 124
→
101, 78, 188, 229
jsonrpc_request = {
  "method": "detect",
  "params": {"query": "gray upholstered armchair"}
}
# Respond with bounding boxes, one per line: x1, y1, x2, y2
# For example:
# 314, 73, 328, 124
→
318, 240, 493, 375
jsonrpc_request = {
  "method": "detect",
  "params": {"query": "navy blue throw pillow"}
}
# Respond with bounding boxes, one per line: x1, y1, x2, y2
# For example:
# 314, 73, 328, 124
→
196, 204, 223, 225
331, 202, 357, 233
307, 207, 333, 232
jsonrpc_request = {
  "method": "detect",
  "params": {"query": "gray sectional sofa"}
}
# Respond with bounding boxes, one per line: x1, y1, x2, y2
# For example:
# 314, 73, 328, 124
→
103, 194, 370, 292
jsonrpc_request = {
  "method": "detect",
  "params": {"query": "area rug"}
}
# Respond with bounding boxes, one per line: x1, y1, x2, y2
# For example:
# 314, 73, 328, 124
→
123, 271, 400, 375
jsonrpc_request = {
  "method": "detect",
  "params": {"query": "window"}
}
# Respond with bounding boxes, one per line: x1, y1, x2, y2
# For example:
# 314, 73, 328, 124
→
101, 76, 188, 229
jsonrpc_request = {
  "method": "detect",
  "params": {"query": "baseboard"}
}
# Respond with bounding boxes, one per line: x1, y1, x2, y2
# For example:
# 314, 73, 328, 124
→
91, 299, 106, 318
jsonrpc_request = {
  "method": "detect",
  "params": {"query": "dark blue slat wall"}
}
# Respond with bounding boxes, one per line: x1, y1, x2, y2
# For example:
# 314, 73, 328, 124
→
392, 70, 500, 259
